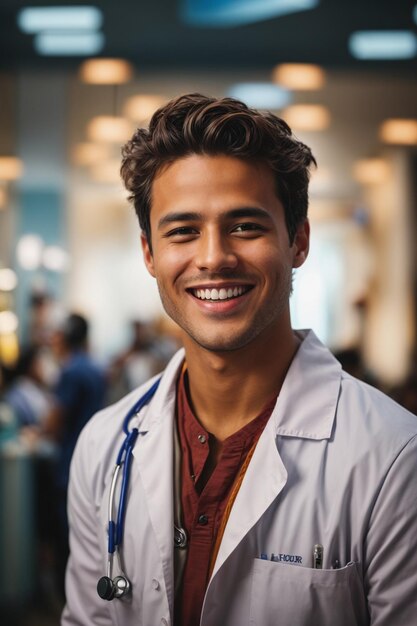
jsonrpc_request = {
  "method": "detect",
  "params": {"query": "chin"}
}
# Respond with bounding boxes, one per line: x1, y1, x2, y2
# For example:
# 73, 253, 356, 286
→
190, 330, 259, 353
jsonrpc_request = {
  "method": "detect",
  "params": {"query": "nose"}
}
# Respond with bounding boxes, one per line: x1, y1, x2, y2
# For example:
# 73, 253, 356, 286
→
195, 228, 238, 272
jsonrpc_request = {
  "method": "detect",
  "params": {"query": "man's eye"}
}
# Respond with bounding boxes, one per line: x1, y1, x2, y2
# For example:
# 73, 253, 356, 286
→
232, 223, 264, 234
165, 226, 198, 238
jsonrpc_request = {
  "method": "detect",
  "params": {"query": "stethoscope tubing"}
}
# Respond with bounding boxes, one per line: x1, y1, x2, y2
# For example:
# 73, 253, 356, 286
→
107, 377, 162, 556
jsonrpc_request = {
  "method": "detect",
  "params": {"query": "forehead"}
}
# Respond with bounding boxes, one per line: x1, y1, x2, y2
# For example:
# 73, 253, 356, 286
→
151, 153, 278, 212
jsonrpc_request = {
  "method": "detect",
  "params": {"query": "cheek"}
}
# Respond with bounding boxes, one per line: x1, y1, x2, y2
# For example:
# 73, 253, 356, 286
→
152, 245, 190, 283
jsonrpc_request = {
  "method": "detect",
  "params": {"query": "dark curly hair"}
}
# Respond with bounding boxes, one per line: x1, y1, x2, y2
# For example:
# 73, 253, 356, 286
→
121, 93, 316, 249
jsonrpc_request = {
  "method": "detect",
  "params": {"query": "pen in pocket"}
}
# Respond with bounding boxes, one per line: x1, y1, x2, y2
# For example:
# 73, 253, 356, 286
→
312, 544, 323, 569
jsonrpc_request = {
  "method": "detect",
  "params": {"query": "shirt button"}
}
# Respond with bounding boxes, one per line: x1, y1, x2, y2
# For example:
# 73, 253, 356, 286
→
197, 434, 207, 443
198, 514, 209, 525
152, 578, 160, 590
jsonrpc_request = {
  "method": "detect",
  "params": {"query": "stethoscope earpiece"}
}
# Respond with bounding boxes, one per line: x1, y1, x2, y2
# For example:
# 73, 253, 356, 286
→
97, 575, 131, 601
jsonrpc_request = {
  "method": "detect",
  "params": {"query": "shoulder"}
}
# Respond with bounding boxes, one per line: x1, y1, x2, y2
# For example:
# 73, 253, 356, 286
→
336, 371, 417, 461
69, 348, 185, 495
339, 370, 417, 431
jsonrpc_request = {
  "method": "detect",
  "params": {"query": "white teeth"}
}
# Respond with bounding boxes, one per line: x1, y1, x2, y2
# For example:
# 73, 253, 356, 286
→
193, 286, 247, 301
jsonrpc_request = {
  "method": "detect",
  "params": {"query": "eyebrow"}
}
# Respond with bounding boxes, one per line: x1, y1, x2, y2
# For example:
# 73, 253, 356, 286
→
157, 206, 272, 230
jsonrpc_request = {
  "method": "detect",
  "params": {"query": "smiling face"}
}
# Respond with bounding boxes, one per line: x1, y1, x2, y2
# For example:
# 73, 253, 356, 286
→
141, 154, 309, 354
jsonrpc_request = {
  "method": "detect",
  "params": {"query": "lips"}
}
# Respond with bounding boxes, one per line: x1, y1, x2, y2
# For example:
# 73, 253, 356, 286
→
190, 285, 252, 301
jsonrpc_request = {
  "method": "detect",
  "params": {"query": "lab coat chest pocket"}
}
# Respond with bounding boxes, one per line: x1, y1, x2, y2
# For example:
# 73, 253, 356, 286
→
249, 559, 365, 626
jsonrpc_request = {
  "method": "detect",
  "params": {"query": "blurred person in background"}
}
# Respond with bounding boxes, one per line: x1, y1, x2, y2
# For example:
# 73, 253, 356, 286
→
4, 345, 53, 428
108, 320, 161, 402
43, 312, 107, 598
63, 94, 417, 626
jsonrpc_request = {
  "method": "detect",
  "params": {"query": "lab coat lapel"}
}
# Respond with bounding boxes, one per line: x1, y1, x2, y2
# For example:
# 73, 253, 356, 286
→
208, 330, 341, 580
131, 350, 184, 614
209, 416, 287, 580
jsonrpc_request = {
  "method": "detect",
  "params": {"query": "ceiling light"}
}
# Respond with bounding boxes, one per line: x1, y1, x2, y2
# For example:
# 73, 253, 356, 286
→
352, 159, 391, 185
0, 157, 23, 180
17, 234, 44, 270
72, 143, 111, 166
0, 311, 19, 335
87, 116, 132, 143
282, 105, 330, 131
182, 0, 319, 27
124, 95, 167, 122
17, 6, 102, 33
349, 31, 417, 60
89, 160, 122, 184
0, 269, 18, 291
34, 31, 104, 56
227, 83, 292, 109
379, 119, 417, 145
272, 63, 325, 90
79, 58, 134, 84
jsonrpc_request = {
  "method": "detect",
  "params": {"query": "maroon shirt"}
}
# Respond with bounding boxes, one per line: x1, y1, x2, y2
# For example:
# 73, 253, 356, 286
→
175, 370, 275, 626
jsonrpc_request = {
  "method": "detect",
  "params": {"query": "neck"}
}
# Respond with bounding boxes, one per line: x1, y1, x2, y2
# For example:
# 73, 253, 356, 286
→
182, 324, 300, 441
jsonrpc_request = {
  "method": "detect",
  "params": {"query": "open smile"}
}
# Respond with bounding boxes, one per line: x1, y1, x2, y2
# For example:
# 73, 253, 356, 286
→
189, 285, 253, 302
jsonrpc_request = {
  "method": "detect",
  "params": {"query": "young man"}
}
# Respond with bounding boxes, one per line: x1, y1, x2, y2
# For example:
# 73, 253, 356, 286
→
62, 94, 417, 626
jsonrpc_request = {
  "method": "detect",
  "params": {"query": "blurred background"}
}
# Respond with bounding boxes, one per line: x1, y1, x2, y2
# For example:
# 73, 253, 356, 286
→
1, 1, 417, 624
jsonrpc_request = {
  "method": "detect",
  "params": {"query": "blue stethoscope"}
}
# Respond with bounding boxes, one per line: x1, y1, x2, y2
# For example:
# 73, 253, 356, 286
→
96, 377, 188, 601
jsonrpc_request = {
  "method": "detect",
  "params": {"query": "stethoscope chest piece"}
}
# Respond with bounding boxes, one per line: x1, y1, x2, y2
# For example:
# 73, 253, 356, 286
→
97, 574, 131, 601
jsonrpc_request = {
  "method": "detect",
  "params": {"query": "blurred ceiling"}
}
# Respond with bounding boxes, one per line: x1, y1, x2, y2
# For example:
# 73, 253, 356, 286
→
1, 0, 417, 73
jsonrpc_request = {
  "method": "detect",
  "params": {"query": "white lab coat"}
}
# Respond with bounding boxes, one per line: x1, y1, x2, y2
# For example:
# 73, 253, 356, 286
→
62, 330, 417, 626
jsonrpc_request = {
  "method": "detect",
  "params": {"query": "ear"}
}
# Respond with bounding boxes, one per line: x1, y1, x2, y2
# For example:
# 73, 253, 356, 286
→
292, 219, 310, 269
141, 233, 156, 277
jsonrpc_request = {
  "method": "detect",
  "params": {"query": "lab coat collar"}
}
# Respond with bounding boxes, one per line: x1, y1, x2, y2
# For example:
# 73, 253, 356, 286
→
137, 329, 341, 441
271, 329, 341, 440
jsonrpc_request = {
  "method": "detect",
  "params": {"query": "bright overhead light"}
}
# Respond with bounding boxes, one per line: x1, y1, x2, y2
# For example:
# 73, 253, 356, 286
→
0, 269, 18, 291
79, 58, 134, 84
87, 116, 132, 142
0, 157, 23, 180
272, 63, 325, 90
0, 311, 19, 335
379, 119, 417, 145
349, 31, 417, 60
17, 234, 44, 270
227, 83, 292, 109
282, 104, 330, 131
17, 6, 102, 33
182, 0, 319, 27
72, 142, 111, 166
352, 158, 391, 185
34, 31, 104, 56
124, 95, 167, 122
